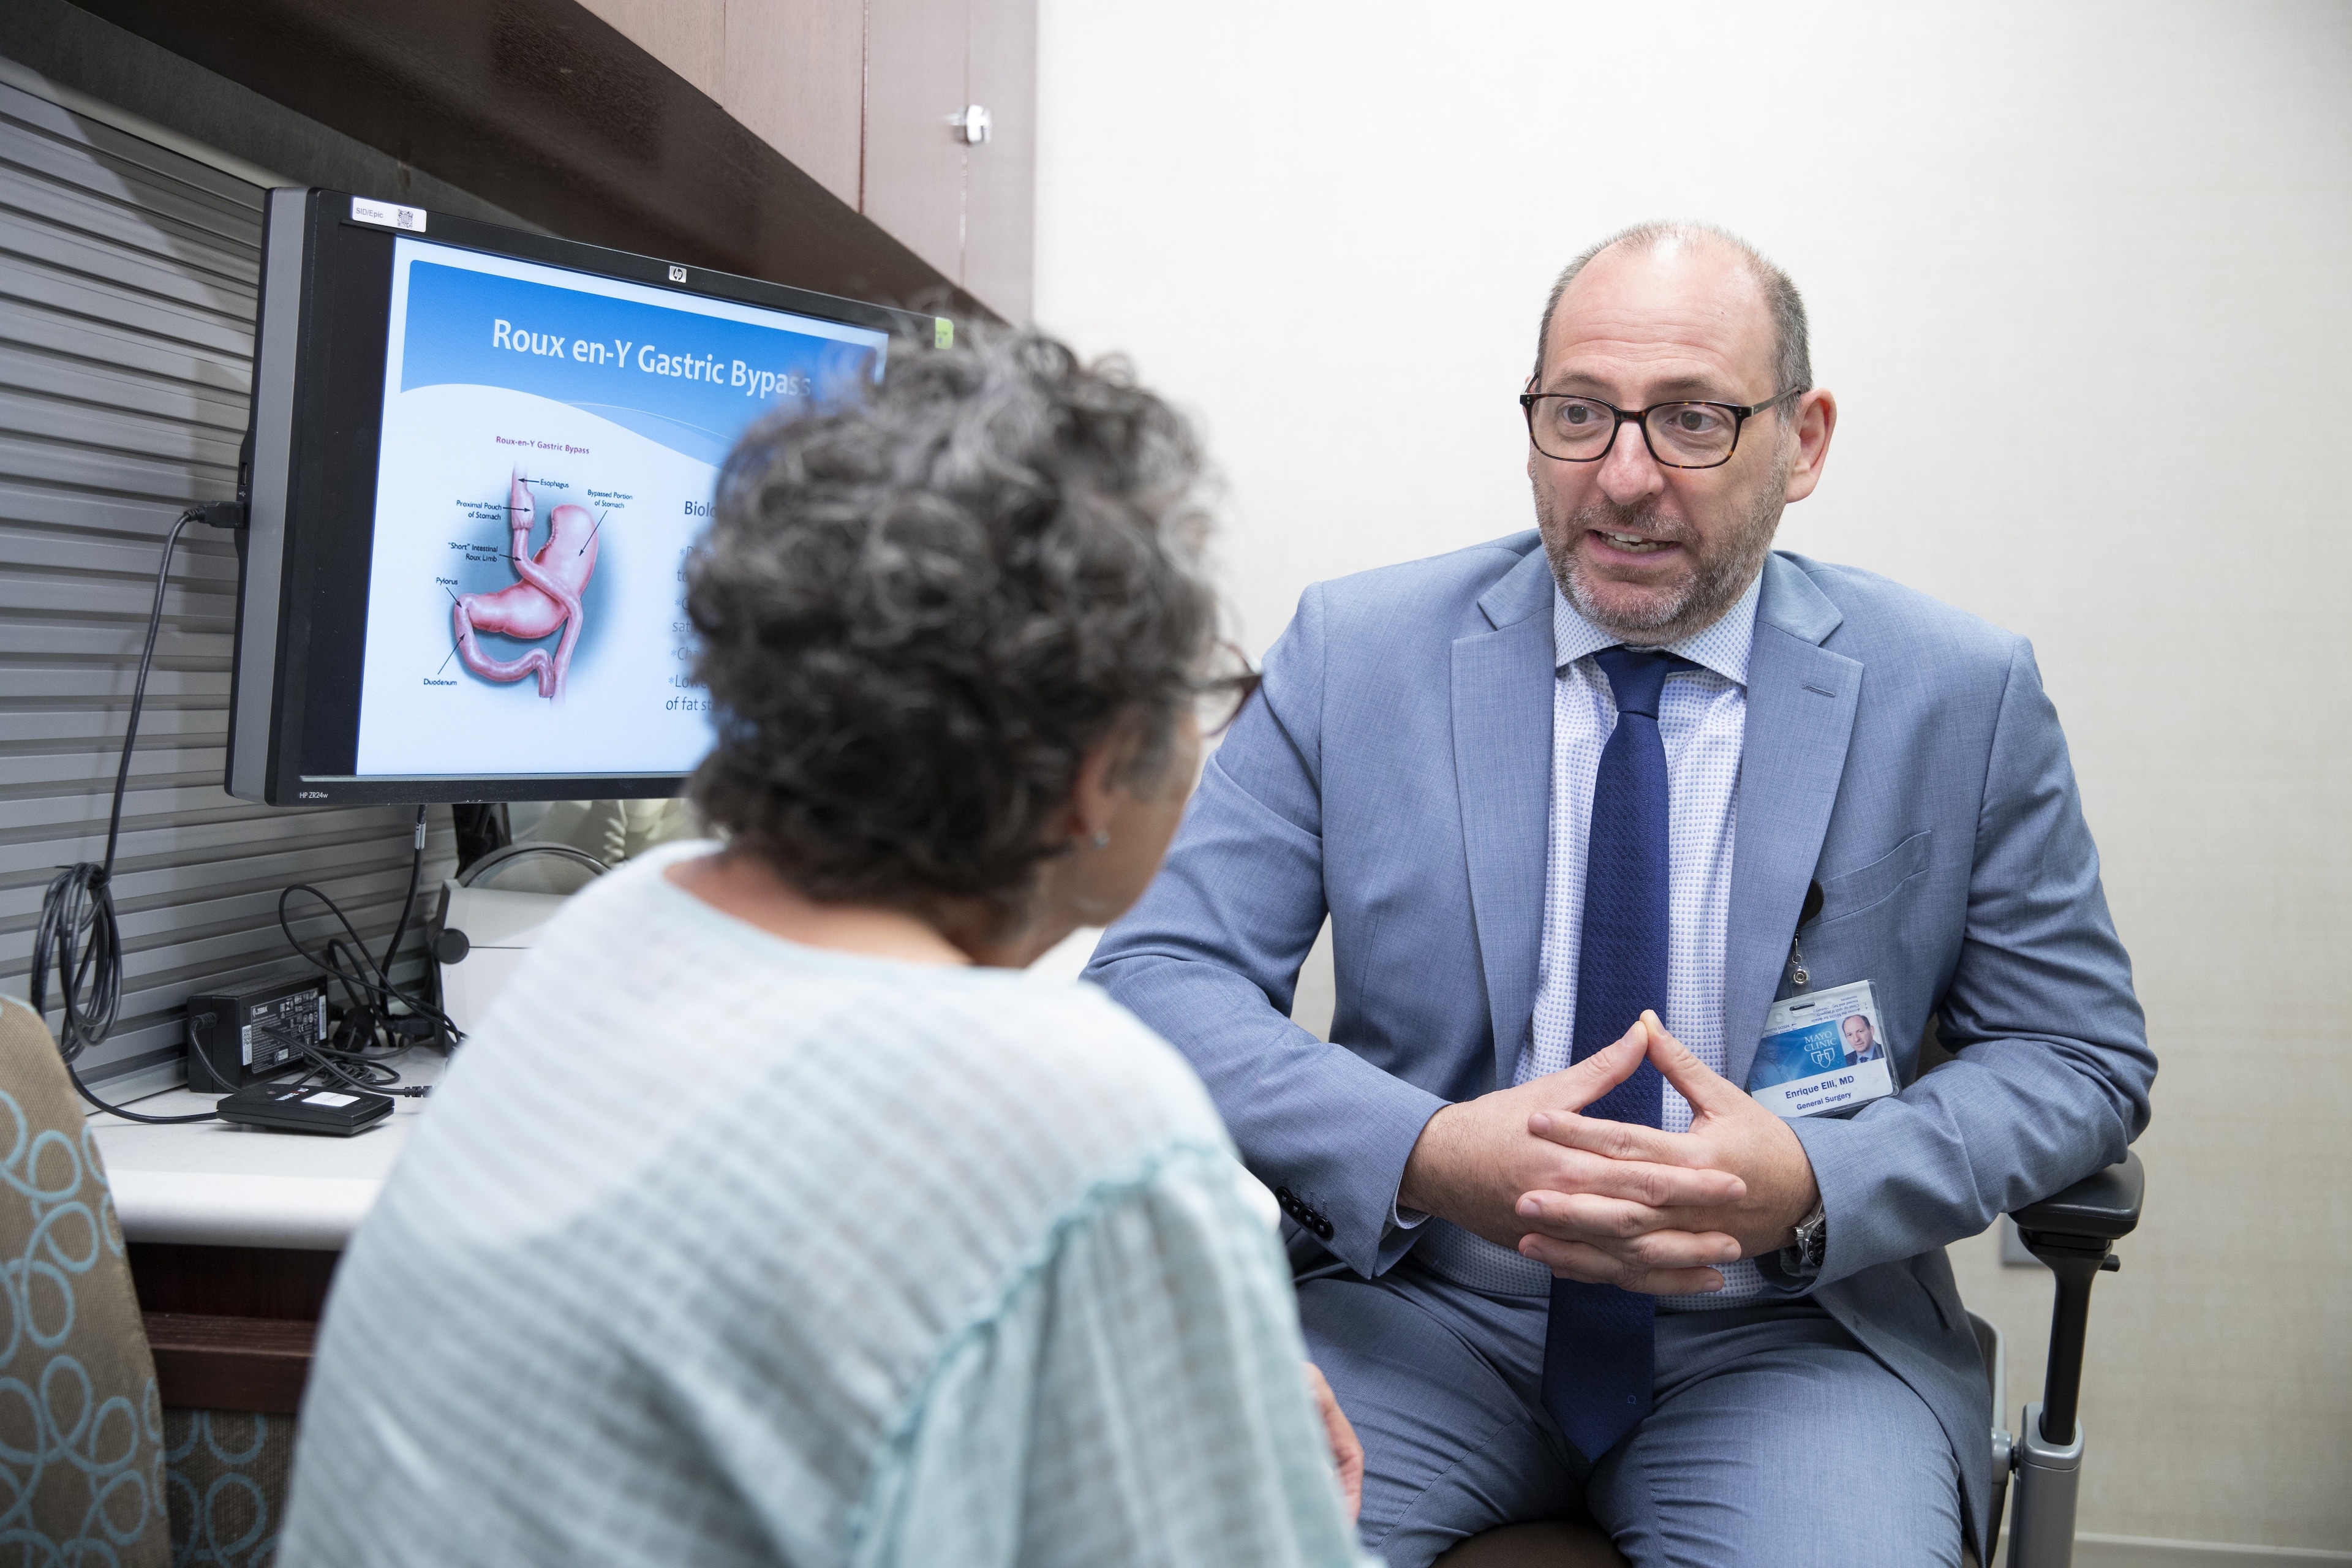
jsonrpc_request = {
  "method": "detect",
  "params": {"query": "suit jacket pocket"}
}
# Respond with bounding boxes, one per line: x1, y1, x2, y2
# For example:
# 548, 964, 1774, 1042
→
1811, 830, 1933, 927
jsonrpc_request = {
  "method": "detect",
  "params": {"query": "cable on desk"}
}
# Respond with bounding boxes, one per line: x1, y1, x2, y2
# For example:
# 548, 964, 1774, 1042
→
273, 808, 461, 1099
277, 878, 461, 1047
30, 499, 445, 1120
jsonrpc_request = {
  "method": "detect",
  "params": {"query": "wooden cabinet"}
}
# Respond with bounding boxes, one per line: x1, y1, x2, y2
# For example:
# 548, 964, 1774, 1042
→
723, 1, 865, 213
864, 0, 971, 298
130, 1243, 338, 1413
75, 0, 987, 318
578, 0, 1035, 322
78, 0, 1035, 320
865, 0, 1036, 322
957, 0, 1037, 322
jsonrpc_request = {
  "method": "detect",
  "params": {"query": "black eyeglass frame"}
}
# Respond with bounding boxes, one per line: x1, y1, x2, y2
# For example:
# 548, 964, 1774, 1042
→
1197, 643, 1262, 739
1518, 386, 1804, 470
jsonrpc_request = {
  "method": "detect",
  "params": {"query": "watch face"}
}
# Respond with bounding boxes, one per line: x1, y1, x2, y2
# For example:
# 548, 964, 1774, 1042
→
1793, 1206, 1827, 1266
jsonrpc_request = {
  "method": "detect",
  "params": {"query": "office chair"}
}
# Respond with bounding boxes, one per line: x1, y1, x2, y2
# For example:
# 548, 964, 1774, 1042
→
1, 997, 320, 1566
1992, 1151, 2144, 1567
0, 995, 172, 1564
1436, 1153, 2147, 1568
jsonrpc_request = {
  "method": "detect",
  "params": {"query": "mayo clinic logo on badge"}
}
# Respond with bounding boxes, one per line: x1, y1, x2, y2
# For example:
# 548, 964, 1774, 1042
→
1747, 979, 1899, 1121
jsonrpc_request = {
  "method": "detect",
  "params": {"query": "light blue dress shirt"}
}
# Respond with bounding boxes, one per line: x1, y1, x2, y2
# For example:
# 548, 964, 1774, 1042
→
1422, 573, 1765, 1306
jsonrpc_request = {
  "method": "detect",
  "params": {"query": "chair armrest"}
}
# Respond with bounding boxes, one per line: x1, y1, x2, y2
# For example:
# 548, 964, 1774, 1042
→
2009, 1150, 2146, 1448
2011, 1150, 2143, 1244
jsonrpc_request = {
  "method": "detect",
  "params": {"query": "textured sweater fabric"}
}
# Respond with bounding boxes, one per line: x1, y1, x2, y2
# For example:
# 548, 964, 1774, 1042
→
281, 845, 1363, 1567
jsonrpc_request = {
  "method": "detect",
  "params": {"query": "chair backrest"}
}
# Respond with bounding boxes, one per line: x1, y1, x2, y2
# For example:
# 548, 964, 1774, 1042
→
0, 995, 170, 1566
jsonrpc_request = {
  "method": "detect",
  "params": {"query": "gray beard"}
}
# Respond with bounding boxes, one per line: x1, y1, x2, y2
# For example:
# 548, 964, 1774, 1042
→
1540, 453, 1789, 644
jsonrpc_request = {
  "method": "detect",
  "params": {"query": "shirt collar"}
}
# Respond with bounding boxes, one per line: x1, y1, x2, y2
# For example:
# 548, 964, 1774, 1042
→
1551, 568, 1762, 687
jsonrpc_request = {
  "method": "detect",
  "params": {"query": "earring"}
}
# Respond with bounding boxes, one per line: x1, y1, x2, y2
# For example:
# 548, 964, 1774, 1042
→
1087, 830, 1110, 850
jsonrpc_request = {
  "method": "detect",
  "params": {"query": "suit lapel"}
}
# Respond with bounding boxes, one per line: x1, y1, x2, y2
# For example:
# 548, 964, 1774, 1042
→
1453, 549, 1558, 1091
1724, 556, 1862, 1090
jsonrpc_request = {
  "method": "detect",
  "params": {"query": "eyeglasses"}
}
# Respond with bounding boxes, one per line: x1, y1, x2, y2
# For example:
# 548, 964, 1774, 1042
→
1195, 642, 1262, 738
1519, 387, 1802, 470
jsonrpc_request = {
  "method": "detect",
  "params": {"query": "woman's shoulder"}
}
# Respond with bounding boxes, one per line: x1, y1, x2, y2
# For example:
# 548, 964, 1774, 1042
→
496, 851, 1233, 1205
891, 970, 1234, 1164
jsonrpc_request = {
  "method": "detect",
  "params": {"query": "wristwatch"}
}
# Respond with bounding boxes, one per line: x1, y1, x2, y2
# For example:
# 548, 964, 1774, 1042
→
1789, 1199, 1828, 1271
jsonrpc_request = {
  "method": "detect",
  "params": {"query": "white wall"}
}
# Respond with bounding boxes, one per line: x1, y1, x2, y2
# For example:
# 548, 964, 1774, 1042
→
1036, 2, 2351, 1551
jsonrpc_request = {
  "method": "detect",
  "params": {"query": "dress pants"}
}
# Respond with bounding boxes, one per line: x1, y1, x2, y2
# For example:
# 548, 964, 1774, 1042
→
1295, 1245, 1964, 1568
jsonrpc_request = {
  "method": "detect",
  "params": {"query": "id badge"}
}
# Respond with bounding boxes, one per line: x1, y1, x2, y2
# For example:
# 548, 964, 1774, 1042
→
1748, 979, 1896, 1120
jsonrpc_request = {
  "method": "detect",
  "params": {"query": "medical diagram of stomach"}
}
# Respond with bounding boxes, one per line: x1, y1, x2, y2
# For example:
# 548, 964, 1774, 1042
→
451, 470, 599, 700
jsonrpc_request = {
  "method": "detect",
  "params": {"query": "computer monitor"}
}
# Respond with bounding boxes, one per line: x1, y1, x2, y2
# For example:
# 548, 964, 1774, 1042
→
226, 188, 941, 807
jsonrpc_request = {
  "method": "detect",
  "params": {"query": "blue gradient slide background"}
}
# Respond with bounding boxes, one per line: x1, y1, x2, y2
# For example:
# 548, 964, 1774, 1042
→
397, 260, 884, 467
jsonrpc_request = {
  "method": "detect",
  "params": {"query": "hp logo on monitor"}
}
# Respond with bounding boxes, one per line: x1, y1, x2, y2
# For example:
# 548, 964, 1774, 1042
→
667, 265, 687, 283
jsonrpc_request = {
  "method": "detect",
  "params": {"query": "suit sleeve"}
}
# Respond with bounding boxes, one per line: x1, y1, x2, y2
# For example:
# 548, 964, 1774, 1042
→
1085, 586, 1449, 1278
1784, 639, 2155, 1286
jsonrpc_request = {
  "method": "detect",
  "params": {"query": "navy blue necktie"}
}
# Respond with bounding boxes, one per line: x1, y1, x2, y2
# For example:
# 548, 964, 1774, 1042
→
1542, 646, 1693, 1462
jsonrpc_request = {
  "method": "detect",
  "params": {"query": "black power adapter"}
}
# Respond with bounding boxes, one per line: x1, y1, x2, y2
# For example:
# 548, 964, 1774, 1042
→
186, 977, 330, 1093
214, 1080, 394, 1137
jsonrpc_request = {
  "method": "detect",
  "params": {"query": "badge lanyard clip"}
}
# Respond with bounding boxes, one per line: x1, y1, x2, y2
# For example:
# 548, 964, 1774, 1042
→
1788, 880, 1825, 990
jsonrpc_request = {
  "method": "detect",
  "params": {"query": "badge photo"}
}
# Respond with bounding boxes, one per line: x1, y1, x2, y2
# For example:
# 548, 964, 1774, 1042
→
1748, 979, 1896, 1120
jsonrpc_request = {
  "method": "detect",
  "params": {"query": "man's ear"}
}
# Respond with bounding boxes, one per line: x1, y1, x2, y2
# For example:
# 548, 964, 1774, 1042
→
1783, 388, 1839, 505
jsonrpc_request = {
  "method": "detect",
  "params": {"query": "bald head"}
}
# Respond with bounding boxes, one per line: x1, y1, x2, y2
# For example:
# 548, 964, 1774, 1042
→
1533, 222, 1811, 398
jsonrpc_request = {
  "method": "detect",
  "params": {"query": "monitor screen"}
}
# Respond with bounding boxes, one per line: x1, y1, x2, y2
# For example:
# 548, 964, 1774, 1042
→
356, 238, 887, 781
227, 190, 938, 806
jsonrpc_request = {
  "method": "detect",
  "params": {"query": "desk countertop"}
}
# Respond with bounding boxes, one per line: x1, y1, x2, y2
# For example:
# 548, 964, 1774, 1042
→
81, 922, 1105, 1256
89, 1048, 448, 1251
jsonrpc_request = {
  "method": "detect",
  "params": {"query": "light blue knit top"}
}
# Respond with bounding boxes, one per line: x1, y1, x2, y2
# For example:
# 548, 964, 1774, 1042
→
282, 845, 1363, 1567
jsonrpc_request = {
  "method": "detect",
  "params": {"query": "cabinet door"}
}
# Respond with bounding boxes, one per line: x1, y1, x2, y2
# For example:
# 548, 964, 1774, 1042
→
722, 0, 864, 210
581, 0, 1031, 320
572, 0, 725, 101
864, 0, 1033, 321
962, 0, 1034, 322
864, 0, 970, 301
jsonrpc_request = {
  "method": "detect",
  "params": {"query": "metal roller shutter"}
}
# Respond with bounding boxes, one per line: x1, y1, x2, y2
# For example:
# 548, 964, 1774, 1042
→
0, 74, 454, 1095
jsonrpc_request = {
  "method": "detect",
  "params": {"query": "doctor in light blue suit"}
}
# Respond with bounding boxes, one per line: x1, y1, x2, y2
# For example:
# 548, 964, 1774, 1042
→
1087, 223, 2152, 1567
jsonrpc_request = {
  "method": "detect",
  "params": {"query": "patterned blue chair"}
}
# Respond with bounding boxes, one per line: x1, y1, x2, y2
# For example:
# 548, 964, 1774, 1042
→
160, 1408, 295, 1568
0, 993, 171, 1565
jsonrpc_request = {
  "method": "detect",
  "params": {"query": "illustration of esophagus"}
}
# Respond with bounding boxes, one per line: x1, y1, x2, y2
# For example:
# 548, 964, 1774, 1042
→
452, 470, 599, 699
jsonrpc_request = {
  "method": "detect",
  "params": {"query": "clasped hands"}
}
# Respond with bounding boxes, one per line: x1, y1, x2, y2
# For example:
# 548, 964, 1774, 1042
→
1399, 1011, 1820, 1293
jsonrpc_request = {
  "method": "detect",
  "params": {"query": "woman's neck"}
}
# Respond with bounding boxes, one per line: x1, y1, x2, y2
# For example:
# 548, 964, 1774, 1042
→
667, 850, 1070, 969
667, 851, 974, 967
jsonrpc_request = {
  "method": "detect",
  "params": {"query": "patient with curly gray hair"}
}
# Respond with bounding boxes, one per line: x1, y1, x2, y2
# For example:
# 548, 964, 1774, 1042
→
281, 330, 1374, 1568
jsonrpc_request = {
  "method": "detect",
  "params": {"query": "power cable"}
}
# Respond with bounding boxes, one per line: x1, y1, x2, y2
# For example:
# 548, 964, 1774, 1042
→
31, 508, 216, 1123
31, 500, 444, 1121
